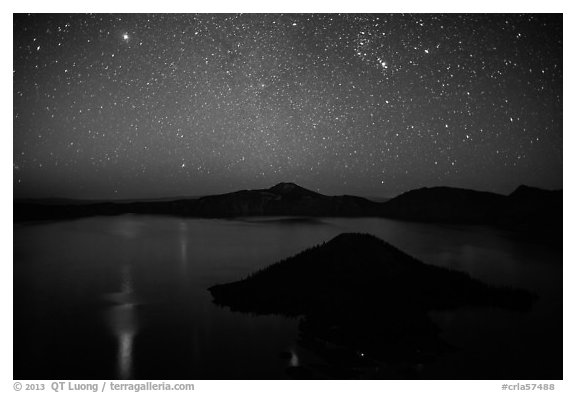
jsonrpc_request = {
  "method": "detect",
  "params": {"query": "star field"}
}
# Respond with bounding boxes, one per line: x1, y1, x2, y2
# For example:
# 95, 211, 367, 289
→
13, 14, 562, 199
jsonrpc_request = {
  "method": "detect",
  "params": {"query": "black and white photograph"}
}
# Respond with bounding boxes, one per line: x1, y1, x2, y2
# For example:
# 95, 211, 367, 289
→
10, 5, 568, 388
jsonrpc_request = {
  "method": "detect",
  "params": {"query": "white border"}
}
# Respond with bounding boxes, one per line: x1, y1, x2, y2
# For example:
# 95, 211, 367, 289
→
4, 2, 572, 392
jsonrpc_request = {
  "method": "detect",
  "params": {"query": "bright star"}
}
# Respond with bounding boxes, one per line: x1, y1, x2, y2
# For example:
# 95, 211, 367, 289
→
378, 58, 388, 69
122, 33, 129, 41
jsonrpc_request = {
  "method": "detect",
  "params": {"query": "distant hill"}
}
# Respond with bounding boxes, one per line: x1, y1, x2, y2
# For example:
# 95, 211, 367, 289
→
507, 185, 563, 225
13, 182, 381, 221
379, 185, 562, 241
14, 183, 562, 236
209, 233, 534, 377
380, 186, 507, 224
189, 182, 380, 217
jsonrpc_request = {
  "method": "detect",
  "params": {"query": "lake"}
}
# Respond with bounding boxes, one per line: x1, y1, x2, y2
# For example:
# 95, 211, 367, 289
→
13, 215, 562, 379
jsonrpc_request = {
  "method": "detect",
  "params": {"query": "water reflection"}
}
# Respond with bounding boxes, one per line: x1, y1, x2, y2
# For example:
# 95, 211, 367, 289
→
289, 350, 299, 367
121, 264, 133, 294
106, 264, 139, 379
179, 221, 188, 273
116, 305, 136, 379
14, 215, 562, 379
110, 217, 144, 239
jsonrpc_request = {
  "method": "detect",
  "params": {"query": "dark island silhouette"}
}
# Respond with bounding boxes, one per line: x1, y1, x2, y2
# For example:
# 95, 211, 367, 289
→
209, 233, 535, 378
15, 182, 561, 234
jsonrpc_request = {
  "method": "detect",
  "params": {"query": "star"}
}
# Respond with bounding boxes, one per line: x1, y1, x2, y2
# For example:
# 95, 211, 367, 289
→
12, 14, 562, 199
378, 58, 388, 69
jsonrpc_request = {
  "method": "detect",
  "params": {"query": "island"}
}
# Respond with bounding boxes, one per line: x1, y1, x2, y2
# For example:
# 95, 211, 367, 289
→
209, 233, 536, 378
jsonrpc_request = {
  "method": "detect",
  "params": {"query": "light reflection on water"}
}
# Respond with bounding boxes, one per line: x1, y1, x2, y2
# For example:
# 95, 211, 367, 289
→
289, 350, 299, 367
179, 221, 188, 274
13, 215, 562, 379
117, 310, 136, 380
106, 264, 138, 379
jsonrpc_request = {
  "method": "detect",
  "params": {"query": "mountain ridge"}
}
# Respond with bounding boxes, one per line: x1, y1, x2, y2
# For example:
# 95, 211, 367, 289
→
14, 182, 562, 235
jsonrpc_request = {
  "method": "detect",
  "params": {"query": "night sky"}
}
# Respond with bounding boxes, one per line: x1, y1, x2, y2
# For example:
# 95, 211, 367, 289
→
13, 13, 562, 199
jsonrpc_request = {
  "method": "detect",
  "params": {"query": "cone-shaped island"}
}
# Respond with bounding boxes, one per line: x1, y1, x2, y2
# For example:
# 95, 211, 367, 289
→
209, 233, 535, 378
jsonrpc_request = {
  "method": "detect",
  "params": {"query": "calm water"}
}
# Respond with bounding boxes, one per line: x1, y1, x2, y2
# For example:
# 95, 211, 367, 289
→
13, 215, 562, 379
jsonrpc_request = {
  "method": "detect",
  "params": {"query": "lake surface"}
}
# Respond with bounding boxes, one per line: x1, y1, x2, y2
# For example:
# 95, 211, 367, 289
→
13, 215, 562, 379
